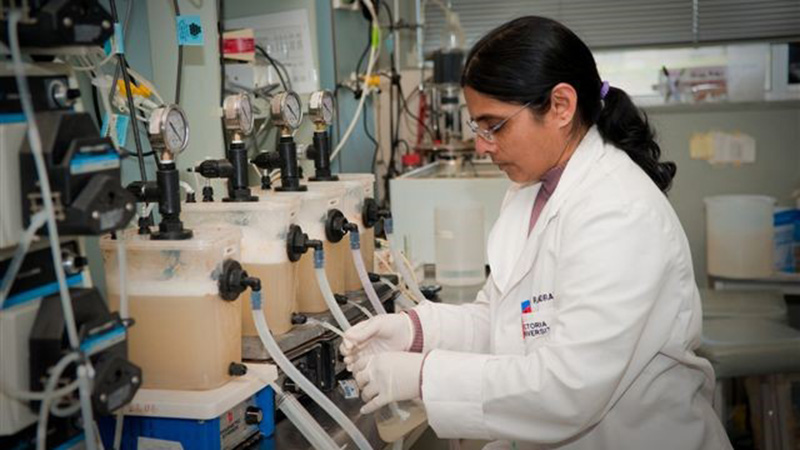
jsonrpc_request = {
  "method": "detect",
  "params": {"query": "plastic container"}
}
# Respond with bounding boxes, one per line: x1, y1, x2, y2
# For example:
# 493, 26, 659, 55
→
261, 184, 346, 313
311, 173, 377, 292
434, 203, 486, 286
101, 227, 242, 390
705, 195, 776, 278
182, 196, 301, 336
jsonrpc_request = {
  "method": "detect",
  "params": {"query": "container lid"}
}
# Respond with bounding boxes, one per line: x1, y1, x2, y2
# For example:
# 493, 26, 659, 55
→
307, 179, 364, 220
182, 198, 300, 264
100, 226, 241, 297
338, 173, 375, 197
260, 185, 345, 240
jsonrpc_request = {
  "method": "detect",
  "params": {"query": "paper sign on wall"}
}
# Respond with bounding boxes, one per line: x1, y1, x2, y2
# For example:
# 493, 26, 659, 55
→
689, 131, 756, 165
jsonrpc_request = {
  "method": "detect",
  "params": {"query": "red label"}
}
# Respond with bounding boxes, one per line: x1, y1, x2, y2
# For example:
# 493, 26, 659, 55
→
223, 37, 255, 54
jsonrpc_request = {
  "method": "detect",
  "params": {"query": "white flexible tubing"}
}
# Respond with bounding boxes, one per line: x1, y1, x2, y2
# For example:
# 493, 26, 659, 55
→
179, 180, 195, 195
306, 317, 345, 338
348, 300, 374, 319
249, 290, 372, 450
0, 211, 47, 306
330, 1, 379, 162
113, 411, 124, 450
116, 233, 129, 320
9, 11, 80, 350
348, 235, 408, 424
113, 236, 128, 449
314, 249, 351, 331
386, 231, 426, 304
36, 352, 82, 450
272, 383, 340, 450
351, 244, 386, 315
0, 379, 79, 403
77, 365, 99, 450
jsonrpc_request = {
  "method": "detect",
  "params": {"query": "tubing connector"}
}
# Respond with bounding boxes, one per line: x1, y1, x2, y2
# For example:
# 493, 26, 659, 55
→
325, 209, 356, 243
362, 198, 391, 229
287, 225, 323, 263
291, 313, 308, 325
314, 248, 324, 269
219, 259, 261, 301
349, 229, 361, 250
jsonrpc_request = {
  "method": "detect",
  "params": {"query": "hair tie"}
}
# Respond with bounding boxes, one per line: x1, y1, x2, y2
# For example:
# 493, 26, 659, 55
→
600, 81, 610, 100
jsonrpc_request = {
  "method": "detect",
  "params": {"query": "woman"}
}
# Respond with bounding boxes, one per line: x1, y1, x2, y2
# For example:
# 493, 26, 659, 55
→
342, 16, 731, 449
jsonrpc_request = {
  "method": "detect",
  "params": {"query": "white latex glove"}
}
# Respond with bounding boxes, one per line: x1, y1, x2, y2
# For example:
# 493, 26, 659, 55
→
353, 351, 424, 414
339, 313, 413, 370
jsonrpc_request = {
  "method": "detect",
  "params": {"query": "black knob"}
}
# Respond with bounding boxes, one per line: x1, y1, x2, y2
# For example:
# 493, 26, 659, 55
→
325, 209, 350, 243
245, 406, 263, 425
229, 362, 248, 376
291, 313, 308, 325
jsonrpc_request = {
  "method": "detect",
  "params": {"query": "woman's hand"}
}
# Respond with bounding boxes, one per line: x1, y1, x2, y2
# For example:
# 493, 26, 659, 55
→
352, 351, 424, 414
339, 313, 413, 370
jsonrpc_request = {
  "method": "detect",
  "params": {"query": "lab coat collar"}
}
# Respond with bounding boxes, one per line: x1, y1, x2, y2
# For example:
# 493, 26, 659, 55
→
488, 126, 606, 295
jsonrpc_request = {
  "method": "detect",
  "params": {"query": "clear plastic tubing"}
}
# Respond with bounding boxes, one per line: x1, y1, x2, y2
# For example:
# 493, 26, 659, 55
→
77, 365, 98, 450
36, 352, 82, 450
314, 249, 351, 331
249, 290, 372, 450
272, 383, 340, 450
385, 218, 427, 304
116, 233, 129, 320
0, 211, 47, 305
350, 231, 387, 315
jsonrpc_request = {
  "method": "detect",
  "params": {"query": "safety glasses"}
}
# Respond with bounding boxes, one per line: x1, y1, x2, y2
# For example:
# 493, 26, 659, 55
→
466, 101, 531, 143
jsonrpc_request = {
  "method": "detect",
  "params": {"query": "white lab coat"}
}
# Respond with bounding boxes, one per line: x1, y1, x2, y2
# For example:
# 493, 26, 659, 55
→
413, 127, 731, 449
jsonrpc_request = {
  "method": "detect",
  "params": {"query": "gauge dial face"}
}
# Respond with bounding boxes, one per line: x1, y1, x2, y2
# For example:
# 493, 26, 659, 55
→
283, 92, 302, 129
271, 91, 303, 129
310, 90, 334, 125
164, 107, 189, 153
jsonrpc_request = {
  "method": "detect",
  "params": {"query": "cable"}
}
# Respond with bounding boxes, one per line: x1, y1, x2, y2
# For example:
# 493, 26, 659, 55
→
331, 0, 380, 162
109, 0, 151, 180
362, 92, 380, 172
255, 45, 289, 91
173, 0, 183, 104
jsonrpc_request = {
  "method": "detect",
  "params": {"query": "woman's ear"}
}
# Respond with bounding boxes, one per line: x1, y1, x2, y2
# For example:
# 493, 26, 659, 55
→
548, 83, 578, 129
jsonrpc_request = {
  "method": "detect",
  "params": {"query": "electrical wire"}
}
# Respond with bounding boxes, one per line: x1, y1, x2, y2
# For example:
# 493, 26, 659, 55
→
255, 45, 289, 91
331, 0, 380, 162
173, 0, 183, 104
109, 0, 151, 180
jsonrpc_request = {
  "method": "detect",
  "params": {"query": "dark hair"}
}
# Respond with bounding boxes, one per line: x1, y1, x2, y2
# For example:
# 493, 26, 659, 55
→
461, 16, 676, 192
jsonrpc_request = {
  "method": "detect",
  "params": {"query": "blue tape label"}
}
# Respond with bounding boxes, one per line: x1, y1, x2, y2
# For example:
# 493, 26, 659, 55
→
70, 152, 121, 175
101, 113, 130, 148
114, 22, 125, 54
176, 15, 204, 46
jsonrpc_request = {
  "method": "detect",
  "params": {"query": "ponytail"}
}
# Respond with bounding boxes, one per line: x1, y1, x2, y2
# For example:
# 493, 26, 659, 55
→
462, 16, 677, 193
596, 87, 676, 192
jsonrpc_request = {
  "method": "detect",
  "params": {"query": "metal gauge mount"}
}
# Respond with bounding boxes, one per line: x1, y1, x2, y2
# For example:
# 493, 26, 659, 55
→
224, 93, 255, 137
308, 90, 334, 128
148, 104, 190, 159
270, 91, 303, 133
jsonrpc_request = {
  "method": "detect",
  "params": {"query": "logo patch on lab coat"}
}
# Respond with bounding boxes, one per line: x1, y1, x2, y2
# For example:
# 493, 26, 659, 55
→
521, 296, 551, 339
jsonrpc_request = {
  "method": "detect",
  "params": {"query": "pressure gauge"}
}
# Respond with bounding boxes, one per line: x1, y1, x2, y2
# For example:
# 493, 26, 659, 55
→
223, 93, 255, 135
308, 90, 334, 126
148, 104, 189, 155
270, 91, 303, 130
